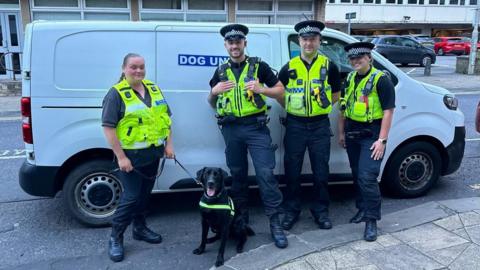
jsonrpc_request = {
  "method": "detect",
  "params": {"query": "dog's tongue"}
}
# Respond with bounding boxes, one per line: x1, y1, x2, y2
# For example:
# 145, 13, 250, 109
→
207, 188, 215, 197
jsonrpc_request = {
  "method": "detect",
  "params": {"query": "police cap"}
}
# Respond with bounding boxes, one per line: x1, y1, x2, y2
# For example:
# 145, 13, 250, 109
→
220, 24, 249, 41
344, 42, 375, 59
294, 20, 325, 37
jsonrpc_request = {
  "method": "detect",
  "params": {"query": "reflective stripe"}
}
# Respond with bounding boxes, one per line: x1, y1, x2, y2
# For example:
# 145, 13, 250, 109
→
199, 197, 235, 216
121, 139, 165, 150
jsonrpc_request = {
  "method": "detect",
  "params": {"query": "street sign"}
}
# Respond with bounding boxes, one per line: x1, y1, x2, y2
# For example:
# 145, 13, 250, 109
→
345, 12, 356, 20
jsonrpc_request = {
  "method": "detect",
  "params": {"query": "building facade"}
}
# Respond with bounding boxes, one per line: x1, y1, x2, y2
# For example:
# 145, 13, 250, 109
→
0, 0, 477, 79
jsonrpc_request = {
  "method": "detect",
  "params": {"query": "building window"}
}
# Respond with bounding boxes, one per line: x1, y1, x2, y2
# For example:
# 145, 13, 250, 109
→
0, 0, 19, 8
419, 0, 424, 4
470, 0, 477, 4
340, 0, 351, 3
460, 0, 465, 4
188, 0, 224, 10
33, 0, 78, 7
142, 0, 182, 9
84, 0, 128, 8
141, 0, 227, 22
375, 0, 381, 3
278, 0, 312, 11
429, 0, 438, 4
449, 0, 458, 4
329, 0, 335, 3
32, 0, 130, 21
364, 0, 374, 3
238, 0, 273, 11
408, 0, 417, 3
386, 0, 395, 3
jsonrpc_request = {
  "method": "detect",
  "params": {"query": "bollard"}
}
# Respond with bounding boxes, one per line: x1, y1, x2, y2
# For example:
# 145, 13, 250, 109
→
424, 57, 431, 76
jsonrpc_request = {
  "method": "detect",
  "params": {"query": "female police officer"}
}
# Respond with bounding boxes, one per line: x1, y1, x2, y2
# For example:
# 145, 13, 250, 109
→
338, 42, 395, 241
102, 53, 174, 262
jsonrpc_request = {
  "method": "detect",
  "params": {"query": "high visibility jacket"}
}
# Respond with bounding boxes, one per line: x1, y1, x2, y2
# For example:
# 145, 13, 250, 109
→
114, 79, 171, 150
341, 67, 384, 123
285, 55, 332, 117
216, 57, 267, 117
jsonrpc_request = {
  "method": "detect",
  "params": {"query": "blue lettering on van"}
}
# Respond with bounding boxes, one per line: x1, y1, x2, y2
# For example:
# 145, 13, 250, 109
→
178, 54, 229, 67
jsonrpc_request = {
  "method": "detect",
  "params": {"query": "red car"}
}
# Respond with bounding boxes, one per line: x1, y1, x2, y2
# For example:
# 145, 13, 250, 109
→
463, 37, 480, 54
433, 37, 467, 55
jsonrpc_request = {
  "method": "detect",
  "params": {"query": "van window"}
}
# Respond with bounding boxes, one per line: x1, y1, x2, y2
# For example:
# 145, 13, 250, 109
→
288, 34, 398, 86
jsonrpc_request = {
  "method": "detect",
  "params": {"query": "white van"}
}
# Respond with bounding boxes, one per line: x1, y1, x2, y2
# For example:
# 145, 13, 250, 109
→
19, 21, 465, 226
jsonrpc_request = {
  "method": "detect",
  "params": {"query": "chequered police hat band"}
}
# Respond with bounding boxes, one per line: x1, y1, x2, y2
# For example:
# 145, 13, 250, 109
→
298, 25, 321, 35
347, 47, 372, 57
224, 29, 246, 38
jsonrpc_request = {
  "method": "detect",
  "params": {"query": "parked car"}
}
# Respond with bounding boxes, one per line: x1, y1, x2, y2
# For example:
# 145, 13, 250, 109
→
352, 35, 369, 42
370, 35, 436, 66
433, 37, 466, 55
407, 35, 435, 50
462, 37, 480, 54
20, 21, 464, 226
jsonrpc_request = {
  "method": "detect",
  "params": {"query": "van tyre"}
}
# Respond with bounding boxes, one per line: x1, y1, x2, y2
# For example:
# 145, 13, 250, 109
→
63, 159, 122, 227
382, 142, 441, 198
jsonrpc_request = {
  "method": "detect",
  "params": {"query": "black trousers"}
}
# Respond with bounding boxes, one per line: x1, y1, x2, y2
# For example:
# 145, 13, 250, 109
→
111, 146, 163, 235
283, 116, 331, 219
221, 121, 283, 219
345, 124, 382, 220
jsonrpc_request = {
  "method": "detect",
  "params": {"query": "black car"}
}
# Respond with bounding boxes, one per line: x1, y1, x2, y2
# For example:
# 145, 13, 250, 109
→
370, 35, 436, 67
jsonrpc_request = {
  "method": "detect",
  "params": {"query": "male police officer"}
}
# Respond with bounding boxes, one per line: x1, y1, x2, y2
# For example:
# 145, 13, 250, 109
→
207, 24, 288, 248
277, 20, 341, 230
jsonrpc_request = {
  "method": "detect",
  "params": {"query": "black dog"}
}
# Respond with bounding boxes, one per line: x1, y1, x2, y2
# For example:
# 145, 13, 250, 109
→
192, 167, 254, 267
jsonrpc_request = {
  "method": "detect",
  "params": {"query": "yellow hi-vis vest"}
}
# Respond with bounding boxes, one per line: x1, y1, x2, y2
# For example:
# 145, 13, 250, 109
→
285, 55, 332, 117
341, 67, 384, 123
216, 57, 267, 117
114, 79, 171, 150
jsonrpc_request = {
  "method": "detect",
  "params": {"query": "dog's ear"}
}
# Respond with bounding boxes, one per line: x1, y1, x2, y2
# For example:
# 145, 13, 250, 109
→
220, 169, 228, 180
196, 167, 206, 183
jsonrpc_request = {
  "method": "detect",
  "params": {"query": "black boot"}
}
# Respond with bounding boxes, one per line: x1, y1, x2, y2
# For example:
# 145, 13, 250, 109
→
364, 220, 377, 242
270, 214, 288, 249
349, 210, 365, 224
310, 209, 332, 230
133, 219, 162, 244
281, 212, 299, 231
109, 225, 125, 262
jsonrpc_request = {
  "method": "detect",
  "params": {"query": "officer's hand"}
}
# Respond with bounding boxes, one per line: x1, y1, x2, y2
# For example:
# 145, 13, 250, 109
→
164, 144, 175, 159
370, 140, 385, 161
338, 133, 346, 148
118, 157, 133, 172
212, 81, 235, 95
245, 79, 263, 94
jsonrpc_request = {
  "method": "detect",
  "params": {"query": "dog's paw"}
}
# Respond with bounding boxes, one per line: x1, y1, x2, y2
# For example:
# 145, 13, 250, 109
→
192, 247, 205, 255
215, 258, 224, 267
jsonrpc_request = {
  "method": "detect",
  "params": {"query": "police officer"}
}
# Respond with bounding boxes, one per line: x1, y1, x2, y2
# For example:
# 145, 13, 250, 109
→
278, 20, 341, 231
207, 24, 288, 248
102, 53, 174, 262
338, 42, 395, 241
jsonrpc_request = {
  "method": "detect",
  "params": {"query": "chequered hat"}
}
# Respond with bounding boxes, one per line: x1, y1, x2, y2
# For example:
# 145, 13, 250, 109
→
344, 42, 375, 58
294, 20, 325, 37
220, 24, 249, 41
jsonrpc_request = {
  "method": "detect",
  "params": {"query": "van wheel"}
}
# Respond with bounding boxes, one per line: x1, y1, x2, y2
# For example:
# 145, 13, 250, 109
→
63, 159, 122, 227
382, 142, 441, 198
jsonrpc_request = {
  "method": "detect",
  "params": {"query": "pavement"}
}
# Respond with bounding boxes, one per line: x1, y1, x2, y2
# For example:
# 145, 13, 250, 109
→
219, 197, 480, 270
409, 72, 480, 94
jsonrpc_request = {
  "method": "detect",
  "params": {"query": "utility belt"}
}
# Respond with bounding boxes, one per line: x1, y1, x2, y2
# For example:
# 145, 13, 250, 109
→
345, 129, 374, 140
216, 112, 269, 127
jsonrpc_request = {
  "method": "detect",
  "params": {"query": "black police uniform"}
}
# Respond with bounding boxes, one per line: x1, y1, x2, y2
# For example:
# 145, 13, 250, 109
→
277, 20, 342, 230
341, 42, 395, 241
209, 24, 287, 248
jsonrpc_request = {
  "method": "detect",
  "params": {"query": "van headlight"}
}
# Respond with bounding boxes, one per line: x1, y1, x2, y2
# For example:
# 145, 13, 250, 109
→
443, 95, 458, 110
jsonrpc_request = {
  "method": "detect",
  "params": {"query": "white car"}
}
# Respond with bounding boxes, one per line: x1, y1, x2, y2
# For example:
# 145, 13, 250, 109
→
19, 21, 465, 226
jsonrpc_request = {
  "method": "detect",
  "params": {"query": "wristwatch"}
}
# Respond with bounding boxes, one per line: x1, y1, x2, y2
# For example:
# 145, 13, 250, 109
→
378, 138, 387, 145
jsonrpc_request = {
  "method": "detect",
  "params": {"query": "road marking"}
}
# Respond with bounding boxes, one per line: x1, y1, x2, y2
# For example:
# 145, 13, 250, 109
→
466, 138, 480, 142
0, 149, 25, 160
406, 68, 417, 74
0, 155, 24, 160
469, 184, 480, 190
0, 116, 21, 121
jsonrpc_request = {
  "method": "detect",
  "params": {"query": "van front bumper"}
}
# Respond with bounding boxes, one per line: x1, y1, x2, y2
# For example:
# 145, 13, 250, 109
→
442, 126, 465, 175
19, 161, 59, 197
